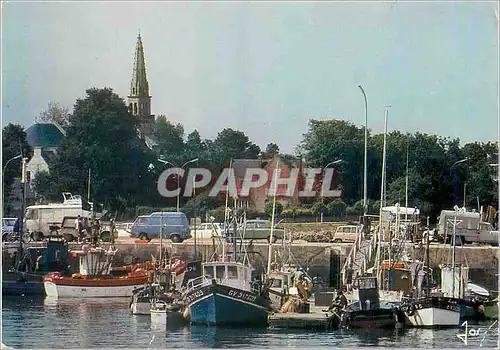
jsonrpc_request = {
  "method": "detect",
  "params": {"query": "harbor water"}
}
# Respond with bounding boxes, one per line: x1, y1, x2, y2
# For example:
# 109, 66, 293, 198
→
2, 295, 498, 348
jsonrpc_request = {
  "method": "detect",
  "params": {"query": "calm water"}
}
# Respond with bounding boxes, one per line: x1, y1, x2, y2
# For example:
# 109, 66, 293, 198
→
2, 295, 498, 349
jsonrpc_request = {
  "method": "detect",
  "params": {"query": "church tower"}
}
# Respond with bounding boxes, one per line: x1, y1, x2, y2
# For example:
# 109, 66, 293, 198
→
128, 33, 155, 139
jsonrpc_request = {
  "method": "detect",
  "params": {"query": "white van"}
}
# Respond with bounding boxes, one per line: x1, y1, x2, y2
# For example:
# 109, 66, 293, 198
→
436, 209, 499, 245
24, 193, 95, 240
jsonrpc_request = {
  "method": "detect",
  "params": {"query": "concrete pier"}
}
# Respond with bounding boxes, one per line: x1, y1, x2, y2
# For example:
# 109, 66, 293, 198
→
268, 306, 330, 329
2, 238, 499, 290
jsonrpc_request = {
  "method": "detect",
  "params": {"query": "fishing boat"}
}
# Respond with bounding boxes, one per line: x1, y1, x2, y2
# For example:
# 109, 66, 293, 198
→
43, 245, 148, 298
130, 259, 201, 315
344, 276, 399, 329
402, 296, 460, 327
3, 238, 70, 295
184, 199, 272, 326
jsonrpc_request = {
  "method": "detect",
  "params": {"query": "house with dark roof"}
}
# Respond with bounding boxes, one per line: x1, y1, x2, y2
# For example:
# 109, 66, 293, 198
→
25, 122, 65, 183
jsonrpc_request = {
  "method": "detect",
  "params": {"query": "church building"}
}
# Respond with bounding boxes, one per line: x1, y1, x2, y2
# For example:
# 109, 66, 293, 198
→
128, 33, 156, 148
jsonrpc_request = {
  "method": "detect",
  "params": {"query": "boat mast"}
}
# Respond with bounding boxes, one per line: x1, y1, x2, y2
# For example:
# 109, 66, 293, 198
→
405, 139, 409, 223
266, 159, 280, 275
87, 168, 91, 203
425, 216, 430, 297
451, 214, 458, 298
377, 107, 389, 289
222, 159, 233, 262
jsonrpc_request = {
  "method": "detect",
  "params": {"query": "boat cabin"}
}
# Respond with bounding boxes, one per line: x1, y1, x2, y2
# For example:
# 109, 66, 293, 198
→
354, 277, 380, 311
201, 261, 256, 292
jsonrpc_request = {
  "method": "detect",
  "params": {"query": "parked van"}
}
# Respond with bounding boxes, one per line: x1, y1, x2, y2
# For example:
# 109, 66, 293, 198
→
130, 212, 191, 243
24, 193, 95, 241
332, 225, 362, 243
436, 209, 499, 245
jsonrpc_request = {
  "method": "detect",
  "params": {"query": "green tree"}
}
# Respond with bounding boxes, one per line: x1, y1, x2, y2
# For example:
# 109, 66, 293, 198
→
327, 199, 347, 218
212, 128, 261, 166
264, 202, 283, 217
2, 124, 32, 206
35, 102, 71, 130
265, 143, 280, 158
49, 88, 156, 211
153, 115, 185, 164
32, 170, 58, 201
300, 119, 366, 205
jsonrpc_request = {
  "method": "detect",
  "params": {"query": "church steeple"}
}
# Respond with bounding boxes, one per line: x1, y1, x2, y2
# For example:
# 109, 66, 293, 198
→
130, 33, 150, 98
128, 32, 154, 139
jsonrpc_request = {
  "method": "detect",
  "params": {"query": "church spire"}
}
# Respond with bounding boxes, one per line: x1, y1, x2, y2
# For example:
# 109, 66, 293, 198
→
130, 32, 150, 97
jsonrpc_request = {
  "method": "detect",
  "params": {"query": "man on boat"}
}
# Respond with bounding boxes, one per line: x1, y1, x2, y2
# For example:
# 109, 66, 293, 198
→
327, 289, 348, 314
344, 263, 354, 292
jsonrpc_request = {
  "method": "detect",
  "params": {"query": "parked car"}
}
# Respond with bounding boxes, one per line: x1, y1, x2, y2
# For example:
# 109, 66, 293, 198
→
2, 217, 18, 239
239, 219, 285, 243
130, 212, 191, 243
332, 225, 361, 243
193, 222, 224, 240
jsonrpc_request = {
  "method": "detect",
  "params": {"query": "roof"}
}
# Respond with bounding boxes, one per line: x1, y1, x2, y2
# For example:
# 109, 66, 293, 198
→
26, 123, 64, 148
232, 159, 263, 179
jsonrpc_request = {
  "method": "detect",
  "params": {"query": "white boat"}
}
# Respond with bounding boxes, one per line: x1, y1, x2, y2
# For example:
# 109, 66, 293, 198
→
403, 296, 460, 327
43, 245, 148, 298
150, 300, 168, 324
130, 286, 151, 315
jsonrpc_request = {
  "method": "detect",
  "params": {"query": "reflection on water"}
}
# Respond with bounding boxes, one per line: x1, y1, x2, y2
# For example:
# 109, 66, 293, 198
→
2, 296, 499, 349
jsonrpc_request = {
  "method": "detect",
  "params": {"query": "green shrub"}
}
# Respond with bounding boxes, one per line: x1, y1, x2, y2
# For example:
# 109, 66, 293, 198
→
311, 201, 327, 216
327, 199, 347, 218
264, 202, 283, 217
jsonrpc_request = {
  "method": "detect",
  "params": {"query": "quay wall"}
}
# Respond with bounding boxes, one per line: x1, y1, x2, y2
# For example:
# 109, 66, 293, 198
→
3, 241, 499, 290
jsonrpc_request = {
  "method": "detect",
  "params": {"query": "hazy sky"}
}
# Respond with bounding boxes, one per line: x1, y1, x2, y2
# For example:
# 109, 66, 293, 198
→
2, 1, 499, 153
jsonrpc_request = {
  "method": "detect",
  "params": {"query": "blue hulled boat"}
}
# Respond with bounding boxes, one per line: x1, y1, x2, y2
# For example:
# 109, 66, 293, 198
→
184, 260, 271, 326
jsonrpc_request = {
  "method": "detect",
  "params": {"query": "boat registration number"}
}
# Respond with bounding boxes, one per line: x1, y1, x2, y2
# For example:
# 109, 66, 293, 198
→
228, 290, 256, 303
186, 290, 205, 304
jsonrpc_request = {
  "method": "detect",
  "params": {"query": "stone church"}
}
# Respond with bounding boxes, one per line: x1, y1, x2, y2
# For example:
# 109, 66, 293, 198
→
127, 33, 156, 149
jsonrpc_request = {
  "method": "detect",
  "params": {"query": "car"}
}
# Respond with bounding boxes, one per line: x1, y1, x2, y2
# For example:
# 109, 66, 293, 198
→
193, 222, 224, 240
2, 217, 18, 239
239, 219, 285, 243
130, 212, 191, 243
332, 225, 362, 243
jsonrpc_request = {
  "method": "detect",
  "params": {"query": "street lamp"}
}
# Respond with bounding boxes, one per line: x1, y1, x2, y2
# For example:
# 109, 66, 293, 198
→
2, 154, 22, 212
157, 158, 199, 212
358, 84, 368, 217
450, 157, 469, 207
321, 159, 345, 222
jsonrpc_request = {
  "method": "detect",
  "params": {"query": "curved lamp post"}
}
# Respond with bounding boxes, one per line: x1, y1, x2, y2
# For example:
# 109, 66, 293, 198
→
157, 158, 199, 212
358, 85, 368, 217
2, 154, 22, 212
321, 159, 345, 222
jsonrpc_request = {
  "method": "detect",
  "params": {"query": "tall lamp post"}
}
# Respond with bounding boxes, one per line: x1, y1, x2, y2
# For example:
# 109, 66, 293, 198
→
157, 158, 199, 212
358, 84, 368, 217
2, 154, 22, 211
450, 157, 469, 207
321, 159, 345, 223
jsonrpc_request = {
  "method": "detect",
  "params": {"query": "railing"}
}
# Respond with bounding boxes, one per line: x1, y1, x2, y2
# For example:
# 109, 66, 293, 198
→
185, 275, 210, 292
341, 223, 381, 285
341, 225, 365, 285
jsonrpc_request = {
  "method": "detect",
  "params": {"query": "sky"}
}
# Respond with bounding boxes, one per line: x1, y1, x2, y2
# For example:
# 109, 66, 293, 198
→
2, 1, 499, 154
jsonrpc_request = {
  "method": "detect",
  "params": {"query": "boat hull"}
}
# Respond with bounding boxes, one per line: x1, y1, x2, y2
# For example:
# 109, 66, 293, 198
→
2, 281, 45, 295
44, 279, 146, 298
186, 282, 269, 326
403, 297, 460, 327
131, 300, 151, 315
347, 308, 396, 329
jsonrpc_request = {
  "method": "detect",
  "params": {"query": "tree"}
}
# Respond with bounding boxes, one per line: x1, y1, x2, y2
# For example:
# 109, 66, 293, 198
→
49, 88, 156, 211
327, 199, 347, 218
300, 119, 365, 205
185, 129, 207, 163
265, 143, 280, 158
35, 102, 70, 130
2, 124, 32, 206
152, 115, 185, 164
32, 170, 58, 201
212, 128, 261, 166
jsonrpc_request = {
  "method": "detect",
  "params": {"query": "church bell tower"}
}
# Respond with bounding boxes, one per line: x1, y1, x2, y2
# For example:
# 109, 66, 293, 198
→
128, 33, 154, 139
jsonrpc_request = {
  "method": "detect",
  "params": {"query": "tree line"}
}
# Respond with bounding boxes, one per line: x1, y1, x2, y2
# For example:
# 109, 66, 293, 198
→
3, 87, 497, 222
